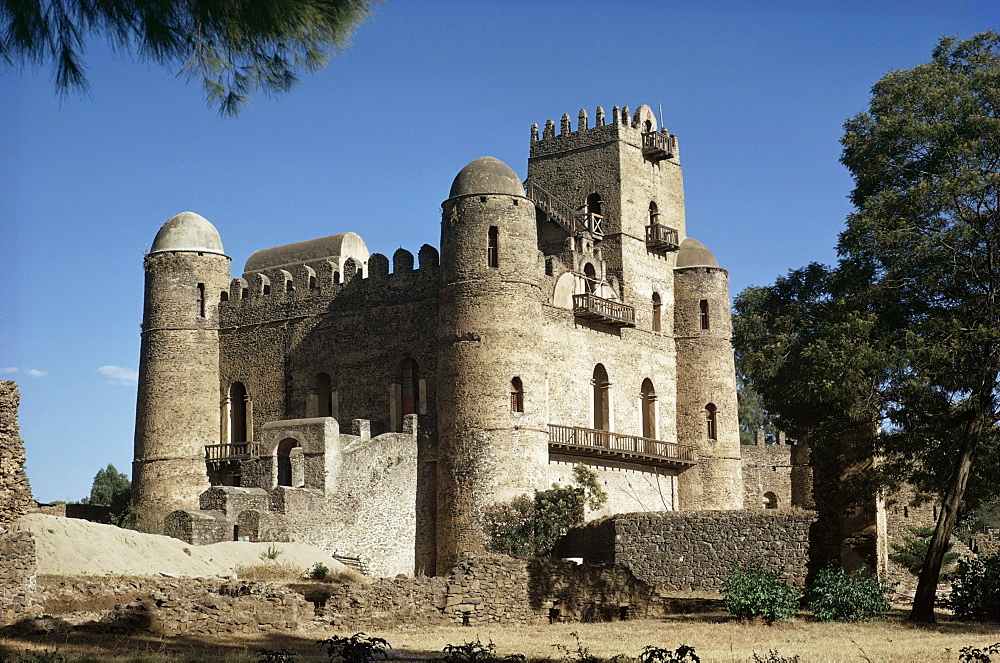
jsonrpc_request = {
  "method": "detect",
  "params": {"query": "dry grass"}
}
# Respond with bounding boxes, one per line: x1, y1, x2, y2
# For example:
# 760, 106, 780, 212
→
2, 614, 999, 662
234, 562, 308, 582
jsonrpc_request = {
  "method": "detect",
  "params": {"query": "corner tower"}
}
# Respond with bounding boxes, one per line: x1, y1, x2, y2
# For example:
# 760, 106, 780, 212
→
673, 238, 743, 509
133, 212, 231, 524
436, 157, 547, 573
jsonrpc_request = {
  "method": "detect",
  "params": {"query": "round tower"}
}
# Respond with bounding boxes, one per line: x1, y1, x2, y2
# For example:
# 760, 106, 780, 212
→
673, 237, 743, 509
436, 157, 547, 573
133, 212, 231, 524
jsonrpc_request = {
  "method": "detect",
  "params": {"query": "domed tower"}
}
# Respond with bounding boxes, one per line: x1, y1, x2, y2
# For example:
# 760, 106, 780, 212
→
673, 237, 743, 509
133, 212, 231, 524
436, 157, 547, 573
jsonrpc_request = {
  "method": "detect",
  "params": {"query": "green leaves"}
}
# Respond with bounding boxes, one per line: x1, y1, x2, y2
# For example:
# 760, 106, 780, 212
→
0, 0, 376, 115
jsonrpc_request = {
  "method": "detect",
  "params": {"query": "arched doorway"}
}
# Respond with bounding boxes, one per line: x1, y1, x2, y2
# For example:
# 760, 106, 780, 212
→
276, 437, 300, 487
230, 382, 248, 443
641, 378, 657, 440
593, 364, 610, 432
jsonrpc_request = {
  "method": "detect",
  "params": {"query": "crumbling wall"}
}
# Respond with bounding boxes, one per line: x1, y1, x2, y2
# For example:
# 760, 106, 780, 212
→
563, 510, 815, 593
0, 381, 40, 624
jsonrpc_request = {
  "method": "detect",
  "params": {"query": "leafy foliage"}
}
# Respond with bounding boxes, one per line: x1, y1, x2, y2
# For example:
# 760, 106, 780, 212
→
316, 633, 389, 663
721, 565, 801, 624
0, 0, 376, 115
82, 464, 130, 519
889, 526, 959, 576
749, 652, 800, 663
737, 376, 778, 445
944, 553, 1000, 621
483, 465, 607, 558
309, 562, 329, 580
256, 649, 297, 663
637, 644, 701, 663
442, 640, 525, 663
959, 642, 1000, 663
807, 564, 892, 622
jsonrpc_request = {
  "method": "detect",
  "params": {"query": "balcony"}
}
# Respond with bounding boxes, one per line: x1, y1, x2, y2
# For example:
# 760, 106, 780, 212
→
641, 132, 677, 161
645, 223, 680, 252
205, 442, 262, 466
573, 293, 635, 327
548, 424, 697, 469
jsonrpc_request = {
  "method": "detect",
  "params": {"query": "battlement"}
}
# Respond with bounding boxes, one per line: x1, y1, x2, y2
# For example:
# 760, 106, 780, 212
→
530, 104, 679, 162
219, 244, 440, 319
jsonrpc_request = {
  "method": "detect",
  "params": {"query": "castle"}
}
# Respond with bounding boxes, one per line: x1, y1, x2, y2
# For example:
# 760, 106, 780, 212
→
132, 104, 754, 577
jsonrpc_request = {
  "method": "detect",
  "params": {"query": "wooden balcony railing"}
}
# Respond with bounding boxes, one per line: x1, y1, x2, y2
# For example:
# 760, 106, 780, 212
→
573, 293, 635, 327
645, 223, 680, 252
205, 442, 262, 464
524, 181, 584, 235
548, 424, 697, 469
641, 132, 677, 161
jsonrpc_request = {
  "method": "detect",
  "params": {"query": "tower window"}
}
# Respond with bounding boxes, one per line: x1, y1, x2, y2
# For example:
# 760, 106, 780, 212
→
510, 377, 524, 413
401, 359, 419, 416
220, 290, 229, 302
286, 279, 294, 293
487, 226, 499, 268
652, 292, 661, 332
641, 378, 656, 439
263, 283, 271, 296
230, 382, 249, 443
242, 287, 249, 300
699, 299, 710, 330
315, 373, 333, 417
593, 364, 610, 431
196, 283, 205, 317
705, 403, 718, 441
648, 201, 659, 224
309, 275, 317, 289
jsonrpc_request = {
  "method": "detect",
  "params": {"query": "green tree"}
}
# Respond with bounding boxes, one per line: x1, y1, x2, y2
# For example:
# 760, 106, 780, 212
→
84, 463, 131, 517
735, 31, 1000, 623
736, 376, 778, 445
889, 526, 959, 577
1, 0, 375, 115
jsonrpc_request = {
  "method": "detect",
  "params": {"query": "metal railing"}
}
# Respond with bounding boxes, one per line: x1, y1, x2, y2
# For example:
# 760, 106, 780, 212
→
573, 293, 635, 327
205, 442, 262, 463
641, 132, 677, 160
645, 223, 680, 251
548, 423, 697, 467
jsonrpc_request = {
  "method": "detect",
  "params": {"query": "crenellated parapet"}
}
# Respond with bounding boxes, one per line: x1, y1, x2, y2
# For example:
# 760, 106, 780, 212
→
219, 244, 440, 326
530, 104, 679, 163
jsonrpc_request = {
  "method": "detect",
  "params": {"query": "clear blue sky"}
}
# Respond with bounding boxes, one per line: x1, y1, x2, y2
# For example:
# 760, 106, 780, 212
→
1, 0, 995, 502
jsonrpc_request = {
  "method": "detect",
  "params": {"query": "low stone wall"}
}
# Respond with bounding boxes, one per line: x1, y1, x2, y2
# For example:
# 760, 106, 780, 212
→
0, 532, 41, 625
562, 510, 816, 593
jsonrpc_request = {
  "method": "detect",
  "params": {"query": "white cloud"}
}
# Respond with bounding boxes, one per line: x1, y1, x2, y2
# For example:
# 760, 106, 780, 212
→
0, 367, 18, 375
25, 369, 47, 377
97, 365, 139, 385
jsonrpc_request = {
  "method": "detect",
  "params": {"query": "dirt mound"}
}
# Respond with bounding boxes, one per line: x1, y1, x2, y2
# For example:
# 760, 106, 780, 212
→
15, 513, 352, 578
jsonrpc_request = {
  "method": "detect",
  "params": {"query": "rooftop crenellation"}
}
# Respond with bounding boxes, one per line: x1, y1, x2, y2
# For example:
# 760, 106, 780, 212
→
530, 104, 674, 145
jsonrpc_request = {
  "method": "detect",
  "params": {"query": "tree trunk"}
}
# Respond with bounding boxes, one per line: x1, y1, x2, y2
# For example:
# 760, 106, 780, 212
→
908, 384, 990, 623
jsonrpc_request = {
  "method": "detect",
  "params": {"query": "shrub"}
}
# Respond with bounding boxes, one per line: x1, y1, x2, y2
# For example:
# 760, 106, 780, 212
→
750, 652, 800, 663
808, 564, 892, 622
256, 649, 297, 663
316, 633, 390, 663
637, 644, 700, 663
722, 565, 801, 624
944, 553, 1000, 621
309, 562, 329, 580
889, 525, 958, 576
259, 543, 284, 561
442, 639, 525, 663
959, 642, 1000, 663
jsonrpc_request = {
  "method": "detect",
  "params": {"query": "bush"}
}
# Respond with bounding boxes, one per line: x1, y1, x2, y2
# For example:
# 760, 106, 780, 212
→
309, 562, 329, 580
959, 642, 1000, 663
316, 633, 389, 663
889, 525, 958, 576
807, 564, 892, 622
442, 640, 525, 663
722, 565, 801, 624
637, 645, 700, 663
944, 553, 1000, 621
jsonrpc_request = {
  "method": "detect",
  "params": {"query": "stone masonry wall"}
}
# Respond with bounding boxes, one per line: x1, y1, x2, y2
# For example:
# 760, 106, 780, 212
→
0, 381, 40, 625
563, 511, 815, 593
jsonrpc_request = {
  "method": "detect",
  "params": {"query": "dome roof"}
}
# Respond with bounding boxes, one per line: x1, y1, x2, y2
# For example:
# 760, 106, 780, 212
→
449, 156, 524, 199
676, 237, 719, 269
244, 232, 369, 272
150, 212, 225, 255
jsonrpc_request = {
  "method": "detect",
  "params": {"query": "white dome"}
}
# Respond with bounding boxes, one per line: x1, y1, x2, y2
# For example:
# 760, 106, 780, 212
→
150, 212, 225, 255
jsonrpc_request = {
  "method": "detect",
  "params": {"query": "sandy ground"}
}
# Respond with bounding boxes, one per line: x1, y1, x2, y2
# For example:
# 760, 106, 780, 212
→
14, 513, 351, 578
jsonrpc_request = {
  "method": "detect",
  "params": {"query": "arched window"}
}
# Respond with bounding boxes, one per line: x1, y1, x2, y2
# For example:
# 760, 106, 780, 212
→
241, 287, 249, 300
286, 279, 294, 293
276, 438, 299, 487
401, 358, 419, 417
196, 283, 205, 317
648, 201, 659, 224
644, 119, 653, 132
510, 377, 524, 413
487, 226, 499, 269
705, 403, 718, 441
586, 193, 603, 216
763, 492, 778, 509
230, 382, 248, 443
641, 378, 656, 439
263, 283, 271, 296
586, 193, 604, 234
315, 373, 333, 417
309, 275, 317, 289
699, 299, 710, 330
220, 290, 229, 302
651, 292, 661, 332
584, 263, 597, 293
593, 364, 610, 431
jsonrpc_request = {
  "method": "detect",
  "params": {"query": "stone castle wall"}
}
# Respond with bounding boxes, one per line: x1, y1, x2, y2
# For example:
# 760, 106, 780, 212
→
561, 510, 815, 592
0, 381, 40, 625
